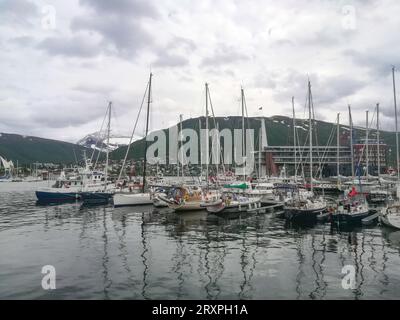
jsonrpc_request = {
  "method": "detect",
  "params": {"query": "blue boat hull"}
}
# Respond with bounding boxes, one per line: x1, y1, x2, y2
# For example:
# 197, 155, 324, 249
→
35, 191, 80, 203
81, 192, 113, 205
332, 211, 372, 224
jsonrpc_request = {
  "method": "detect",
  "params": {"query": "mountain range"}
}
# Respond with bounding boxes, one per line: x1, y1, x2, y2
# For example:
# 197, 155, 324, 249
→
0, 133, 89, 165
110, 115, 398, 166
0, 115, 397, 166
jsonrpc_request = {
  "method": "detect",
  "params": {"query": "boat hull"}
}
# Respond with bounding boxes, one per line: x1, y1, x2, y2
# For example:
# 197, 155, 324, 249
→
206, 200, 262, 214
81, 192, 113, 205
35, 190, 80, 203
169, 201, 204, 212
380, 215, 400, 230
332, 210, 371, 223
284, 207, 326, 222
113, 192, 153, 207
380, 206, 400, 230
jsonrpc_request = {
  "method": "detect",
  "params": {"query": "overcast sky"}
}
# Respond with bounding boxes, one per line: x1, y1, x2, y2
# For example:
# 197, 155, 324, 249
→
1, 0, 400, 143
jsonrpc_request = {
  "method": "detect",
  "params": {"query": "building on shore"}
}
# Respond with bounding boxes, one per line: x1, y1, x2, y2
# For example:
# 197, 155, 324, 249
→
259, 139, 388, 178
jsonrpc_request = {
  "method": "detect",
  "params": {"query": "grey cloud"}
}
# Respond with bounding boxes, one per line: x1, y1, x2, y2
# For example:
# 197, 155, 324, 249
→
72, 84, 116, 94
201, 45, 249, 67
315, 76, 366, 104
272, 70, 366, 106
151, 36, 196, 68
71, 15, 152, 58
254, 71, 279, 89
153, 53, 189, 67
30, 100, 108, 129
79, 0, 159, 18
167, 37, 196, 52
37, 35, 100, 58
0, 0, 38, 19
8, 36, 35, 46
344, 48, 400, 77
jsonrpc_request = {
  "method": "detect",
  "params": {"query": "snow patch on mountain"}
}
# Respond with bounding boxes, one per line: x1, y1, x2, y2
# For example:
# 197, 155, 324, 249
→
77, 132, 139, 151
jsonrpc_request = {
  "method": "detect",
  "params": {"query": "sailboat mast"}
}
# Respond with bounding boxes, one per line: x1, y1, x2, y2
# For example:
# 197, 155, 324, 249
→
292, 96, 297, 182
104, 101, 112, 190
308, 81, 313, 192
366, 110, 369, 179
258, 124, 262, 179
199, 117, 202, 179
241, 87, 246, 180
392, 66, 400, 181
377, 103, 380, 177
142, 73, 152, 193
348, 105, 355, 179
336, 113, 340, 183
205, 83, 209, 188
179, 114, 184, 179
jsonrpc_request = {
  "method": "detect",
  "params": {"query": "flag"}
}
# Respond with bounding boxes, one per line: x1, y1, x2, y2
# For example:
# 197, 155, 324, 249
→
348, 186, 357, 197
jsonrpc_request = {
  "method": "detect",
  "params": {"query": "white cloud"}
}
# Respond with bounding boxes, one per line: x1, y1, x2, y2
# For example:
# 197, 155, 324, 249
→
1, 0, 400, 143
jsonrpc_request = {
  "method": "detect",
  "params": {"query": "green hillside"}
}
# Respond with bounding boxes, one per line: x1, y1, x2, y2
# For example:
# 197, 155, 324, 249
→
111, 115, 398, 167
1, 115, 396, 167
0, 132, 90, 165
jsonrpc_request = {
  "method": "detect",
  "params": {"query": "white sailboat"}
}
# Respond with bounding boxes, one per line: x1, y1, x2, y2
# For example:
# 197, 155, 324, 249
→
284, 81, 327, 221
380, 205, 400, 229
113, 73, 154, 207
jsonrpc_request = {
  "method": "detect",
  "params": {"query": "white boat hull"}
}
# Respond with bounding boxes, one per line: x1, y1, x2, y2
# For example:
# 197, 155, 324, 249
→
380, 206, 400, 230
113, 192, 153, 207
168, 201, 204, 212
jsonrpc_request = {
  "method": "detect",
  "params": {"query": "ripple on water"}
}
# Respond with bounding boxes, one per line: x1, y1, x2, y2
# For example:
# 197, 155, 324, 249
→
1, 183, 400, 299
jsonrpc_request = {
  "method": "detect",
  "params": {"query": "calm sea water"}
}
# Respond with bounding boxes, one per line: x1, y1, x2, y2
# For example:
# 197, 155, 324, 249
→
1, 181, 400, 300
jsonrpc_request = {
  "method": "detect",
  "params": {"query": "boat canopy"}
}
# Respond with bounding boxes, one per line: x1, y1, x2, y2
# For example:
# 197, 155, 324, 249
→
223, 182, 249, 189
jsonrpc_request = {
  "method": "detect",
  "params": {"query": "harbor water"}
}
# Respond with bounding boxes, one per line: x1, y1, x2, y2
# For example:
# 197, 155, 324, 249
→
1, 182, 400, 299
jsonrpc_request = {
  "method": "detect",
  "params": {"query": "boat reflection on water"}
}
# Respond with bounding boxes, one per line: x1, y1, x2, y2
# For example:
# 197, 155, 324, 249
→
2, 182, 400, 299
381, 227, 400, 247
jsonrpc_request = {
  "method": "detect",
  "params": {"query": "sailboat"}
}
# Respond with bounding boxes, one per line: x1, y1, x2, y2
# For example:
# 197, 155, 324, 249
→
113, 73, 154, 207
379, 67, 400, 227
81, 102, 115, 205
331, 187, 371, 223
203, 87, 262, 214
162, 85, 211, 212
380, 205, 400, 229
284, 81, 327, 221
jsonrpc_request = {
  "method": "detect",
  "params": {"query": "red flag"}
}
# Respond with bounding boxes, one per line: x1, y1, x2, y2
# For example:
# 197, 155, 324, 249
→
348, 186, 357, 197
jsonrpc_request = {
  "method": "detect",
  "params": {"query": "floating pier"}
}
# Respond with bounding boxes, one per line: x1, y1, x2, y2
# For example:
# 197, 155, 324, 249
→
362, 212, 380, 225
